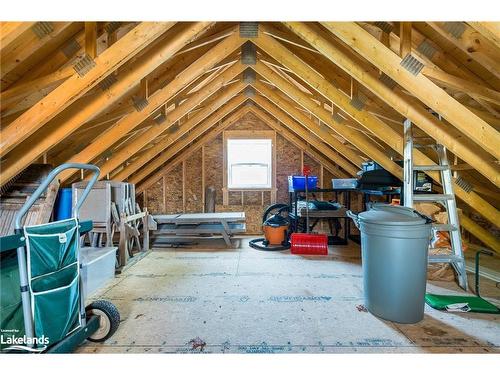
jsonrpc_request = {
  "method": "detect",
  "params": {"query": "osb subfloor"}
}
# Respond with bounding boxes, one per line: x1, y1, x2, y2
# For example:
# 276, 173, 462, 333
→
77, 238, 500, 354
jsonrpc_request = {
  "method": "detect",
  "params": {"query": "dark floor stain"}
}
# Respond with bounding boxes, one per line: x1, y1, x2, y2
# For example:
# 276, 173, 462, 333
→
134, 314, 144, 319
422, 326, 448, 337
188, 337, 206, 351
356, 304, 368, 312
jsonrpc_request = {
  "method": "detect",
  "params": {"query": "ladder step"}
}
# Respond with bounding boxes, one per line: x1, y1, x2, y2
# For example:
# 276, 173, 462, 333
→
413, 165, 449, 171
428, 254, 464, 264
413, 194, 455, 201
432, 223, 458, 231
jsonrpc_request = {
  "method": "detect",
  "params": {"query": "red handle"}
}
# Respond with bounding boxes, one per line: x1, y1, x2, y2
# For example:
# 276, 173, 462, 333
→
303, 165, 311, 177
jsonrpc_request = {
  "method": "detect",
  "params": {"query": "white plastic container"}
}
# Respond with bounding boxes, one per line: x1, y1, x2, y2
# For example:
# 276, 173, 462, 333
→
80, 247, 117, 300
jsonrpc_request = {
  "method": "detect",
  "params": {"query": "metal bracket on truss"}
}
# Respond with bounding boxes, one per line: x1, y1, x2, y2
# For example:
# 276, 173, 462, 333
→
379, 73, 398, 89
374, 22, 393, 34
132, 96, 149, 112
400, 54, 424, 76
61, 38, 81, 59
31, 22, 54, 39
98, 74, 118, 91
239, 22, 259, 38
104, 22, 122, 35
154, 113, 167, 125
455, 175, 473, 193
167, 123, 180, 134
73, 54, 96, 77
416, 40, 438, 60
444, 22, 466, 39
243, 69, 256, 84
244, 86, 256, 98
350, 92, 368, 111
241, 42, 257, 65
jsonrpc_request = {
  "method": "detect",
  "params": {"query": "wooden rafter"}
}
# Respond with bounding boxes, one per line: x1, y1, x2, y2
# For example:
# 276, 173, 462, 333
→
252, 87, 359, 176
0, 22, 176, 158
1, 22, 82, 86
127, 94, 248, 184
0, 22, 36, 54
94, 67, 246, 180
284, 22, 500, 240
467, 22, 500, 48
253, 59, 401, 178
359, 22, 500, 112
84, 22, 98, 58
254, 27, 406, 159
283, 22, 500, 188
135, 105, 253, 193
321, 22, 500, 160
0, 22, 214, 187
56, 29, 245, 184
427, 22, 500, 80
250, 104, 350, 178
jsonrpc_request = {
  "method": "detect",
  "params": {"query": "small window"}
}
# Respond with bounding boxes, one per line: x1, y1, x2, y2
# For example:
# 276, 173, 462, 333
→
227, 138, 272, 189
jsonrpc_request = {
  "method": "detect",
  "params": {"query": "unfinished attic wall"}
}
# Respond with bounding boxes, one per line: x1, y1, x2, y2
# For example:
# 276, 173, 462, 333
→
140, 112, 345, 234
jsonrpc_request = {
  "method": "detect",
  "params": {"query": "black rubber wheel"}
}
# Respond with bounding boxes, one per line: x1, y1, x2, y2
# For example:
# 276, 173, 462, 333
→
85, 300, 120, 342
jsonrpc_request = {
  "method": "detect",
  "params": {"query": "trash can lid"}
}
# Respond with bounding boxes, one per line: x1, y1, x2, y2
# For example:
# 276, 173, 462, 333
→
358, 204, 430, 226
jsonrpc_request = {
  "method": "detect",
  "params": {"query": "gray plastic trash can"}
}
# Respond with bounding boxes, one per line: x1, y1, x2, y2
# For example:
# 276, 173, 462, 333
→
347, 204, 432, 323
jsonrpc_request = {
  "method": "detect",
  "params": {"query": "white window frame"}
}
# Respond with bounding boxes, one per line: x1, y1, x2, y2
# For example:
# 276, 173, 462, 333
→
223, 130, 277, 205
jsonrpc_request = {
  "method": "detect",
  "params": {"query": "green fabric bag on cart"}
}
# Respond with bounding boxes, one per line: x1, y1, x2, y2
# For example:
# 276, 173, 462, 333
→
25, 218, 82, 345
0, 251, 25, 351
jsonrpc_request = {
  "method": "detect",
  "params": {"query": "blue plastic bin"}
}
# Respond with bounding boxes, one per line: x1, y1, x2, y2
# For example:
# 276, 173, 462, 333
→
288, 175, 318, 191
54, 188, 72, 221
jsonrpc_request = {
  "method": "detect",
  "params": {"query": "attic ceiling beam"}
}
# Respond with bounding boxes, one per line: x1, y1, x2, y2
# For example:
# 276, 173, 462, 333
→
257, 79, 366, 162
253, 26, 500, 204
321, 22, 500, 160
399, 22, 412, 57
0, 22, 175, 157
264, 119, 348, 179
467, 22, 500, 48
85, 22, 98, 58
0, 66, 74, 105
283, 23, 500, 240
283, 22, 500, 188
0, 22, 214, 187
0, 24, 112, 106
127, 94, 248, 185
1, 22, 81, 84
422, 67, 500, 106
360, 22, 500, 109
0, 22, 36, 54
253, 60, 401, 178
426, 22, 500, 80
253, 77, 367, 167
57, 30, 246, 184
252, 87, 359, 176
254, 27, 405, 160
176, 26, 235, 55
135, 105, 252, 192
249, 104, 350, 178
94, 64, 246, 180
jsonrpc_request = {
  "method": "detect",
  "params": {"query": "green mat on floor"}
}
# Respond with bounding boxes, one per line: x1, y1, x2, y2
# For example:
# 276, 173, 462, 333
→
425, 294, 500, 314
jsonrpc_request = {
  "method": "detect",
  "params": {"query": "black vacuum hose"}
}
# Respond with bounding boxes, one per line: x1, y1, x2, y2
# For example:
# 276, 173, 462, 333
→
249, 238, 291, 251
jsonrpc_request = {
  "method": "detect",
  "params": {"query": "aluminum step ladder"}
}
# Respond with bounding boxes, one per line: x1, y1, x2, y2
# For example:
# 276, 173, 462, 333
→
403, 118, 468, 290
